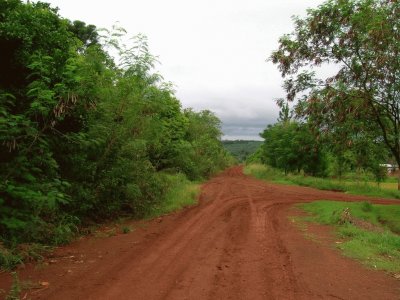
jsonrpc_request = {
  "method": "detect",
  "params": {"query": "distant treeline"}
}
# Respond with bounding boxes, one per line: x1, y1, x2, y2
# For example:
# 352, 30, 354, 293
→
0, 0, 233, 253
222, 140, 262, 162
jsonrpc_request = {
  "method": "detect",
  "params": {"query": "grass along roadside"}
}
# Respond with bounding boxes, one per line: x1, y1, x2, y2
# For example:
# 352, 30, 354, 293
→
244, 163, 400, 199
0, 173, 201, 272
296, 201, 400, 274
1, 173, 201, 298
147, 173, 200, 218
0, 244, 53, 272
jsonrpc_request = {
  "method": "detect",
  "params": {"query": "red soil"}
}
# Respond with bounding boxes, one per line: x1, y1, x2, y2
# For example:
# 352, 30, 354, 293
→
1, 166, 399, 299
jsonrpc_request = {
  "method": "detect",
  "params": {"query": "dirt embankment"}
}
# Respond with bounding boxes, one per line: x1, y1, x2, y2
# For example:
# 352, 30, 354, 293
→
1, 166, 399, 299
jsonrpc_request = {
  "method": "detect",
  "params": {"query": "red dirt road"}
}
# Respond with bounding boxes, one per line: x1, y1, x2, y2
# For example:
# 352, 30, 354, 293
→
1, 166, 399, 299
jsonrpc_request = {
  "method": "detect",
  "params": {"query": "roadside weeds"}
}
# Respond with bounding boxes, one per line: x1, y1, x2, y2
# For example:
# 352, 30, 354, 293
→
292, 201, 400, 278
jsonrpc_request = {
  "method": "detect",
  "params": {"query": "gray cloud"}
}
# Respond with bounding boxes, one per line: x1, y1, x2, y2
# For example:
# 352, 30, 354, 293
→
176, 85, 280, 140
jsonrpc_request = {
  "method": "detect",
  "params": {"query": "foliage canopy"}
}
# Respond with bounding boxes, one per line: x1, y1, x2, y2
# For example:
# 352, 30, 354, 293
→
0, 0, 232, 253
271, 0, 400, 170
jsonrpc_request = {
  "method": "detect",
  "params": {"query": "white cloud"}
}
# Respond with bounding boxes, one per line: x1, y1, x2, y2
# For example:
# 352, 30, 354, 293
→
45, 0, 326, 139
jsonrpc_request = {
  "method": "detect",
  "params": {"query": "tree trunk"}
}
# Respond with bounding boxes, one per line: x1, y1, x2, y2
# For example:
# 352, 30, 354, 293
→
398, 167, 400, 191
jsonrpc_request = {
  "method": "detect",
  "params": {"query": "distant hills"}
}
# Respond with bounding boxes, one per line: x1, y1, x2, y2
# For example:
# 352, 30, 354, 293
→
222, 140, 263, 162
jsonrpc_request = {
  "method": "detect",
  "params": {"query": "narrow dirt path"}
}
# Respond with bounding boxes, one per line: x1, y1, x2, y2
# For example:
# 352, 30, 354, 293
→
1, 166, 399, 299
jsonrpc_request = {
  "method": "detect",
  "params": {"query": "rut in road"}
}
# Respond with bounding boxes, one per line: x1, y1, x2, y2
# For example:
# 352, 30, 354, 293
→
2, 166, 399, 300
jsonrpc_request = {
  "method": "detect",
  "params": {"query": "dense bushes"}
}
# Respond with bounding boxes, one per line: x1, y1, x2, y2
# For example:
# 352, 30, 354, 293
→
260, 121, 327, 176
0, 0, 231, 253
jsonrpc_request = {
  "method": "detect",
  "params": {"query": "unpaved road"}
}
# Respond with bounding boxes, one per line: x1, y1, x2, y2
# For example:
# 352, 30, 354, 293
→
1, 166, 399, 299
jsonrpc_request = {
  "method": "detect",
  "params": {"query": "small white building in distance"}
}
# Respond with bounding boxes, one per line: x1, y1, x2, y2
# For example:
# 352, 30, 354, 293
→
380, 164, 398, 173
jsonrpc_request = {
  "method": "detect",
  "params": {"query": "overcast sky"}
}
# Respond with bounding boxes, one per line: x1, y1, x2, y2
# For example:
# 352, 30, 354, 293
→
44, 0, 325, 140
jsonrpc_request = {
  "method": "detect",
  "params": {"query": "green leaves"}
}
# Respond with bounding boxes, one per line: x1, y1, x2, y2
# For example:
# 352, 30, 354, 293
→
261, 121, 326, 176
272, 0, 400, 176
0, 0, 232, 258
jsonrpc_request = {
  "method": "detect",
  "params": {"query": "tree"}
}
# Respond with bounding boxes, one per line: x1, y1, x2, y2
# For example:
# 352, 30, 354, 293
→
260, 121, 326, 176
68, 20, 99, 48
179, 109, 230, 179
0, 0, 86, 244
271, 0, 400, 187
0, 1, 233, 254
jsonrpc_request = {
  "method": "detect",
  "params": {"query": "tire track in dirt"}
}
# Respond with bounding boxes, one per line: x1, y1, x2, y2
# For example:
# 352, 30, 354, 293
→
1, 166, 399, 299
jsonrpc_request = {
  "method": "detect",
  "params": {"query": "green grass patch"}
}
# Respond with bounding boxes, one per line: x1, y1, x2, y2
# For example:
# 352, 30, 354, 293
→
121, 226, 132, 234
244, 164, 400, 199
0, 247, 23, 271
244, 163, 292, 184
298, 201, 400, 273
0, 243, 53, 271
147, 173, 200, 218
377, 182, 399, 190
300, 201, 400, 233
